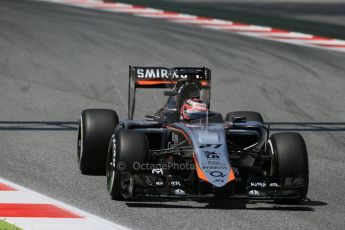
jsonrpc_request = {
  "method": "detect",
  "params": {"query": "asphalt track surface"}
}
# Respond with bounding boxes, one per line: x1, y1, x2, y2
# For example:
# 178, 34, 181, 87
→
1, 0, 345, 229
115, 0, 345, 40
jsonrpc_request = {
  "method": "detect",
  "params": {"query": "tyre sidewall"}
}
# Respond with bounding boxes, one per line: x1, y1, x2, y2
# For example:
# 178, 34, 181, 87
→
270, 132, 309, 198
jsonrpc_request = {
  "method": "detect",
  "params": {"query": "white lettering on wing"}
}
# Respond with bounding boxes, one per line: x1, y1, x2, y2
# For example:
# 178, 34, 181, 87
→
137, 69, 144, 78
145, 69, 156, 78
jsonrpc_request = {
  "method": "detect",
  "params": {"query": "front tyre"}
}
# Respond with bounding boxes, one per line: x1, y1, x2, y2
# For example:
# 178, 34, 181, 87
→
107, 130, 149, 200
269, 132, 309, 203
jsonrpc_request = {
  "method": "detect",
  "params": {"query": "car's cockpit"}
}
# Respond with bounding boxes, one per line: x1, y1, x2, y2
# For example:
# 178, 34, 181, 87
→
155, 80, 222, 123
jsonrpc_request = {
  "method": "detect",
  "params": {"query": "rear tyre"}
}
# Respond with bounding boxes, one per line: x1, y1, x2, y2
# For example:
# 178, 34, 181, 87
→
107, 130, 149, 200
225, 111, 264, 123
77, 109, 118, 175
269, 132, 309, 203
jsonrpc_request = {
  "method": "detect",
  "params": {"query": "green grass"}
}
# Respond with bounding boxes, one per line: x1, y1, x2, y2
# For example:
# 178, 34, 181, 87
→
0, 219, 22, 230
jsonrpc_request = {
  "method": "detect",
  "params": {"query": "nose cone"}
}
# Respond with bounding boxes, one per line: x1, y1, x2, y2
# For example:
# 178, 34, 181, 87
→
174, 123, 235, 187
198, 131, 220, 144
193, 129, 233, 187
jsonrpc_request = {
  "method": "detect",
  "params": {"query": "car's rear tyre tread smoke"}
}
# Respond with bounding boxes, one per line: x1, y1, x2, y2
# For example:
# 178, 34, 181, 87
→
78, 109, 119, 175
269, 132, 309, 203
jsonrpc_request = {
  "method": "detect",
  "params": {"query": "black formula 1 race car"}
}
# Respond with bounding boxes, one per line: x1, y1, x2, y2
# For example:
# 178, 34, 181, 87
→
77, 66, 309, 203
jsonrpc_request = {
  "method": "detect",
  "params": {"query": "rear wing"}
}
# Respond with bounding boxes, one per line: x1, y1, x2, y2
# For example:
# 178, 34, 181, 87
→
128, 66, 211, 119
130, 66, 211, 88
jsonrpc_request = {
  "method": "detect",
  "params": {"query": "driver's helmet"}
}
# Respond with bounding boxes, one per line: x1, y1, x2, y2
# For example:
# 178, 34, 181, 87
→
180, 98, 208, 120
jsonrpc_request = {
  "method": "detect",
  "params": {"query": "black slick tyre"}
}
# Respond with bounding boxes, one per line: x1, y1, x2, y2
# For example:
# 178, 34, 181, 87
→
107, 130, 149, 200
269, 132, 309, 203
77, 109, 118, 175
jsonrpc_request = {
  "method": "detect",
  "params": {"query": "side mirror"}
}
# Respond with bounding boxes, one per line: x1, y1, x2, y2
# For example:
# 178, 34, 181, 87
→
145, 115, 160, 121
232, 116, 247, 123
164, 91, 178, 96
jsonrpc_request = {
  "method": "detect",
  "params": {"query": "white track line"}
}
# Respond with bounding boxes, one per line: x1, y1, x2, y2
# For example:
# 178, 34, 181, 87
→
0, 178, 130, 230
4, 218, 121, 230
0, 191, 48, 204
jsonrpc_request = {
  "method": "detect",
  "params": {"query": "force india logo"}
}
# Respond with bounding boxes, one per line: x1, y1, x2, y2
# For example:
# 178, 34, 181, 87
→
136, 69, 201, 79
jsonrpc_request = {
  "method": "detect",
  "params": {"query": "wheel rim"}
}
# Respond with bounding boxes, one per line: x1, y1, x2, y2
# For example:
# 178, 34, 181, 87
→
267, 139, 276, 176
107, 137, 116, 192
77, 117, 83, 165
